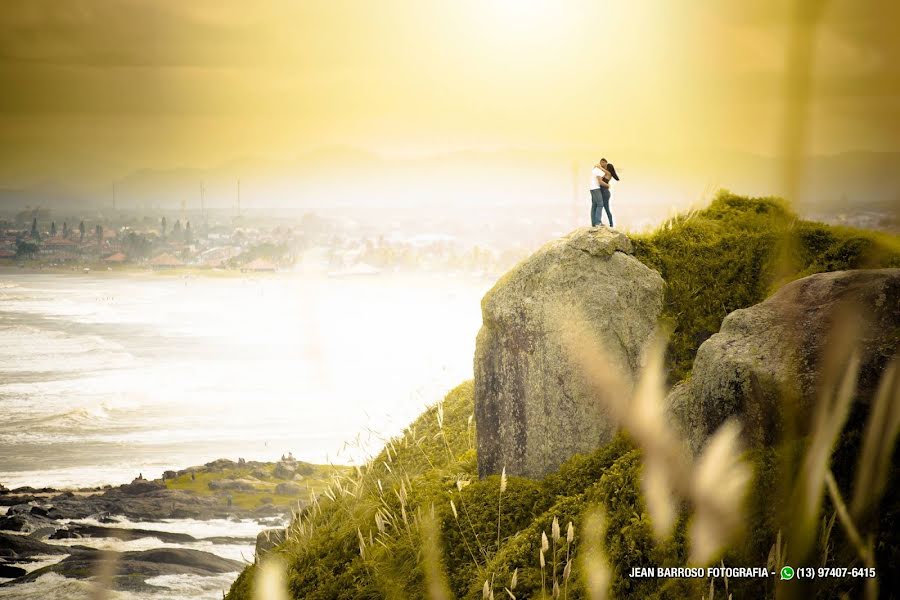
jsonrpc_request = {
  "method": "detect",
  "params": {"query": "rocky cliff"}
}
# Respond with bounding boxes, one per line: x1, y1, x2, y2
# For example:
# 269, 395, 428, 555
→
669, 268, 900, 454
474, 228, 665, 478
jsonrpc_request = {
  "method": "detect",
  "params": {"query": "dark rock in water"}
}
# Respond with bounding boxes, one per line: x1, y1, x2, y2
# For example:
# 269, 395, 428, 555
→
8, 547, 244, 591
50, 524, 196, 544
118, 479, 165, 496
255, 528, 286, 561
0, 564, 26, 578
28, 526, 59, 540
28, 505, 64, 520
0, 484, 8, 495
8, 482, 251, 521
0, 532, 69, 558
0, 509, 56, 534
0, 515, 36, 532
474, 228, 665, 478
668, 268, 900, 454
5, 504, 33, 516
9, 487, 55, 494
123, 547, 243, 572
0, 495, 36, 507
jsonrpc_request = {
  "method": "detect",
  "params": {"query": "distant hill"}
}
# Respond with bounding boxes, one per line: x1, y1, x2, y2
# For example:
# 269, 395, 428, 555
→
1, 149, 897, 226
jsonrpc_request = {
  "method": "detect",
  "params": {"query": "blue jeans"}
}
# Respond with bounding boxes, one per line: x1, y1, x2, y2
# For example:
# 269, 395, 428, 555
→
590, 187, 613, 227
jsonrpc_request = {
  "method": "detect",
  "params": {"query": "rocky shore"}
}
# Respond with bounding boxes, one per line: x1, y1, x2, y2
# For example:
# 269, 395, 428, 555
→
0, 456, 345, 593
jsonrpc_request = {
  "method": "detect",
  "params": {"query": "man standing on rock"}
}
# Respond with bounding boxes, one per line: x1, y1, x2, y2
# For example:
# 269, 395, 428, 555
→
590, 158, 619, 227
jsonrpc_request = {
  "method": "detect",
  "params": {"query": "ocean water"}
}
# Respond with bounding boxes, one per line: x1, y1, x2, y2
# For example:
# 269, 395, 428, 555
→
0, 269, 488, 597
0, 515, 262, 596
0, 270, 489, 488
0, 513, 269, 597
0, 571, 245, 600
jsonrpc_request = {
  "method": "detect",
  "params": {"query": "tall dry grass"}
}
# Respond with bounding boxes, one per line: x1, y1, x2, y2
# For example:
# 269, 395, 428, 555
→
557, 312, 753, 567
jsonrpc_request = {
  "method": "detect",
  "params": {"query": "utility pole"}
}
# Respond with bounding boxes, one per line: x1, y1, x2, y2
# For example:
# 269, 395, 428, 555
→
112, 183, 117, 212
572, 160, 580, 229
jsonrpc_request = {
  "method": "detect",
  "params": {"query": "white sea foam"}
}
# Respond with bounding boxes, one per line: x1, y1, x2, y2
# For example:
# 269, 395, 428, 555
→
0, 271, 487, 489
1, 270, 487, 598
0, 572, 239, 600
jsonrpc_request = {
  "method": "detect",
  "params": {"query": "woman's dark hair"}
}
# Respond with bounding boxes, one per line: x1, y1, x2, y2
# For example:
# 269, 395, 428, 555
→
606, 162, 620, 181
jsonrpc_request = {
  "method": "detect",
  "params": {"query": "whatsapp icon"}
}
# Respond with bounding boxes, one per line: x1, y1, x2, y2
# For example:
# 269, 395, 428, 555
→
780, 566, 795, 580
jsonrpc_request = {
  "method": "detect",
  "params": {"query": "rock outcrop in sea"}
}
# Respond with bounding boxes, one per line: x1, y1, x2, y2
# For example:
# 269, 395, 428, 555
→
668, 268, 900, 453
474, 228, 665, 478
4, 544, 244, 592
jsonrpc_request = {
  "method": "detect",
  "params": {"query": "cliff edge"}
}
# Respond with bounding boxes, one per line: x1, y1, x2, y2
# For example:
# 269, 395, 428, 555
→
474, 227, 664, 478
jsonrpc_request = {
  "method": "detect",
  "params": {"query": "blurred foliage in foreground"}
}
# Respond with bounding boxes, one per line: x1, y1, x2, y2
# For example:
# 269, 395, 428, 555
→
226, 194, 899, 600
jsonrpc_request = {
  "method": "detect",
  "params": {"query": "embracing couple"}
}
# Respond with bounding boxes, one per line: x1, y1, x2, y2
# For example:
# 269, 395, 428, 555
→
589, 158, 619, 227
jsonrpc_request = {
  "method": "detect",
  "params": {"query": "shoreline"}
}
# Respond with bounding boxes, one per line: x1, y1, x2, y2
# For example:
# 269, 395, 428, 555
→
1, 456, 346, 518
0, 456, 344, 594
0, 263, 501, 286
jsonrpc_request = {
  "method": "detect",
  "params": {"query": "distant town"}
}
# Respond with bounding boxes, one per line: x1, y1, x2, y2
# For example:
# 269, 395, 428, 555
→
3, 194, 895, 277
0, 205, 548, 277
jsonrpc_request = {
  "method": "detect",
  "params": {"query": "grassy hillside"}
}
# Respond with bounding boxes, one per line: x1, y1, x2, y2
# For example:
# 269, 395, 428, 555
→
227, 194, 899, 600
631, 191, 900, 381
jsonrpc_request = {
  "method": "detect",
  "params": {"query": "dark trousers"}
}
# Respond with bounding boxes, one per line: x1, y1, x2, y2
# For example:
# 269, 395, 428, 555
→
590, 187, 613, 227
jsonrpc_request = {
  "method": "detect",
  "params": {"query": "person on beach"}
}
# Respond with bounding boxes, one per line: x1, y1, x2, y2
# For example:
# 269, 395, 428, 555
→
589, 158, 620, 227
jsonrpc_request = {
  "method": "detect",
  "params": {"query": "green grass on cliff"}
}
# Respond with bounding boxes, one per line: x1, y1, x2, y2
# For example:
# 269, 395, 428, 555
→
631, 191, 900, 381
226, 194, 900, 600
226, 382, 781, 599
227, 382, 683, 599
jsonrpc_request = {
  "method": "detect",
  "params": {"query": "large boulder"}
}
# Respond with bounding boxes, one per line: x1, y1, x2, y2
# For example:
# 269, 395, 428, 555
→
255, 527, 286, 562
7, 547, 244, 591
669, 268, 900, 454
50, 524, 196, 544
0, 564, 26, 578
474, 228, 665, 478
272, 462, 296, 480
0, 532, 69, 559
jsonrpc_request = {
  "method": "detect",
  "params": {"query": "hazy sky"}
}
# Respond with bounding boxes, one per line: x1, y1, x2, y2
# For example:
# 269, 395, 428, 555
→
1, 0, 897, 188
